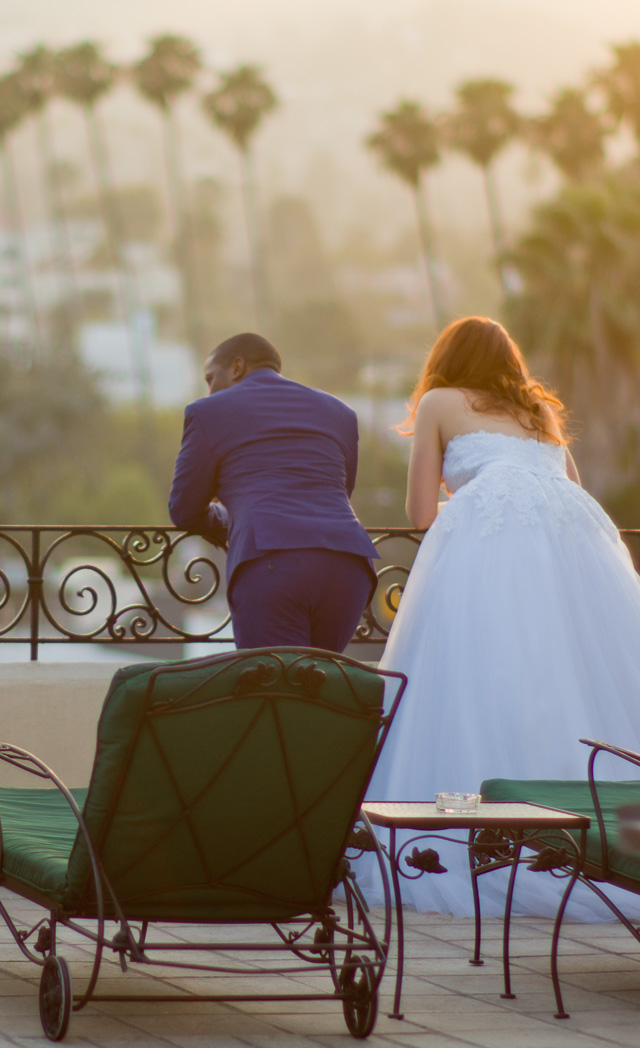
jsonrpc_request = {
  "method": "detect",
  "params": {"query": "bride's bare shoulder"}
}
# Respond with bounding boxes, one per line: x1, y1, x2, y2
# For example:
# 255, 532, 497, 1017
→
415, 387, 469, 424
416, 387, 468, 412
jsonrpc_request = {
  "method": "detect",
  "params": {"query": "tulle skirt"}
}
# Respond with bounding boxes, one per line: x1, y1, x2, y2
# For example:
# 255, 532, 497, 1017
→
355, 498, 640, 920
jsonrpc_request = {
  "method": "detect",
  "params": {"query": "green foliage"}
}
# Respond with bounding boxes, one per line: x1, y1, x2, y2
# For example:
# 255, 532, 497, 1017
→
202, 65, 277, 153
602, 480, 640, 528
350, 429, 410, 528
366, 100, 447, 325
366, 101, 440, 189
0, 72, 28, 137
0, 355, 184, 525
15, 45, 56, 114
504, 163, 640, 497
179, 178, 228, 349
505, 168, 640, 388
0, 356, 104, 521
81, 407, 182, 526
527, 88, 606, 182
268, 195, 334, 306
11, 32, 640, 527
132, 35, 201, 112
2, 351, 406, 528
89, 464, 168, 524
54, 42, 116, 108
594, 42, 640, 141
444, 78, 519, 279
201, 65, 277, 331
268, 196, 365, 392
445, 79, 519, 168
277, 297, 363, 392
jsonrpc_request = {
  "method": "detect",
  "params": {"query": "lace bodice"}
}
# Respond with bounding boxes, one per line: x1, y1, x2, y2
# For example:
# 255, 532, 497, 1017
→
437, 431, 619, 539
443, 430, 567, 490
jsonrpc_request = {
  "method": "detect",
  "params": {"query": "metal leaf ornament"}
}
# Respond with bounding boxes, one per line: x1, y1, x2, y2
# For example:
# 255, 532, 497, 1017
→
405, 847, 447, 873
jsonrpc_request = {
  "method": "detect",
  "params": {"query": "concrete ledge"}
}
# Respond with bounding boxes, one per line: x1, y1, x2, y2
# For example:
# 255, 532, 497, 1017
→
0, 653, 380, 789
0, 663, 122, 788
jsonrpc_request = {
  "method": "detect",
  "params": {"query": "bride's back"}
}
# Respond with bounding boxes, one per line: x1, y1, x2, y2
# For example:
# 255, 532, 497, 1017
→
433, 387, 562, 450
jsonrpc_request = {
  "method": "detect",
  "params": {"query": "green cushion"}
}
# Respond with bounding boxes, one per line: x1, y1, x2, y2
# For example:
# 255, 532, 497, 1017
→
480, 777, 640, 885
0, 787, 87, 902
59, 652, 385, 920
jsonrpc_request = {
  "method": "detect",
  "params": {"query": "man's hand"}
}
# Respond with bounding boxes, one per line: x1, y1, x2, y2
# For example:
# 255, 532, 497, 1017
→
205, 502, 229, 549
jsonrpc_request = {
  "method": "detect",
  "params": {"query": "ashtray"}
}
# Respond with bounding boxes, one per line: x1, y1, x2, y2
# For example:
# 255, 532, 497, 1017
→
435, 792, 481, 813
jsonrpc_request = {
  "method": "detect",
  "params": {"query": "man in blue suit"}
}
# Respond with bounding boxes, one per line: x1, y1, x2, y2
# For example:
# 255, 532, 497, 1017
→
169, 332, 378, 651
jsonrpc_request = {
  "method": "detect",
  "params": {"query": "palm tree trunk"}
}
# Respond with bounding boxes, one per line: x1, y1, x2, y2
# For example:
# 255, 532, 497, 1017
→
85, 104, 152, 408
586, 278, 624, 493
240, 147, 268, 329
483, 163, 509, 293
161, 106, 203, 357
413, 177, 446, 328
1, 138, 44, 361
36, 106, 80, 354
588, 279, 610, 387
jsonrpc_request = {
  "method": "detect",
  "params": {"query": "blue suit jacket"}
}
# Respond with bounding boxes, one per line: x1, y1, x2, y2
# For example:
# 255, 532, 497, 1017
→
169, 369, 379, 593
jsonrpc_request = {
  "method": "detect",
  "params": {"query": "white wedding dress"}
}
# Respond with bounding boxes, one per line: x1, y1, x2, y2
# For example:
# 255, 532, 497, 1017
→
357, 431, 640, 919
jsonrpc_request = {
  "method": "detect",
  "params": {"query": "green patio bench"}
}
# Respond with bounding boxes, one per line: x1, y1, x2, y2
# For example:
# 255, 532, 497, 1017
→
481, 737, 640, 1017
0, 647, 406, 1041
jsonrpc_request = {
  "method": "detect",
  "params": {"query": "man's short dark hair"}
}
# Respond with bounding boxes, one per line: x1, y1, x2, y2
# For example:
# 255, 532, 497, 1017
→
211, 333, 282, 372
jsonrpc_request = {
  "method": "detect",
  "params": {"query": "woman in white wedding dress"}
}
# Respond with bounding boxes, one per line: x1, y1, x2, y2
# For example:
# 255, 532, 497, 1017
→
360, 316, 640, 920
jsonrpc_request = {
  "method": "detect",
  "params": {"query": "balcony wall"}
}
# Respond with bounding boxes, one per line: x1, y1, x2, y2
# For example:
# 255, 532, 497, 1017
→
1, 662, 120, 787
2, 525, 639, 790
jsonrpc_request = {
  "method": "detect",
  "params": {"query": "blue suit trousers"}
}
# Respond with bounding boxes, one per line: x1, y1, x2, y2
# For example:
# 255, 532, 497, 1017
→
228, 548, 374, 652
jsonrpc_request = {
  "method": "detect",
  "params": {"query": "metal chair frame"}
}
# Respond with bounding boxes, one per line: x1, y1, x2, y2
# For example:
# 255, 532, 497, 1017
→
0, 647, 406, 1041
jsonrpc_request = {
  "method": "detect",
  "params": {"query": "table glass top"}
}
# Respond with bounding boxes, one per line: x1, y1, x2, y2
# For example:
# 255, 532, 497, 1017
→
361, 801, 590, 828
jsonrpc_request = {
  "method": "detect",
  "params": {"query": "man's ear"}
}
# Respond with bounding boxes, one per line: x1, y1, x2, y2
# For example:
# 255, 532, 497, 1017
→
230, 356, 247, 382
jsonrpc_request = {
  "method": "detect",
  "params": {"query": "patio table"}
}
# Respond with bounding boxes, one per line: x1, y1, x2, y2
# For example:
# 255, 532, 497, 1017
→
361, 800, 590, 1019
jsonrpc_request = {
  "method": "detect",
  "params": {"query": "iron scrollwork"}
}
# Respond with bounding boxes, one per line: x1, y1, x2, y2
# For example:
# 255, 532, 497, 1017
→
6, 526, 637, 659
0, 526, 230, 658
0, 524, 430, 659
355, 528, 423, 641
469, 828, 518, 870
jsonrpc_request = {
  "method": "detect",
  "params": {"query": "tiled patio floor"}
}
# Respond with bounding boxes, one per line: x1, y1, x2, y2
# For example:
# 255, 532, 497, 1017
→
2, 890, 640, 1047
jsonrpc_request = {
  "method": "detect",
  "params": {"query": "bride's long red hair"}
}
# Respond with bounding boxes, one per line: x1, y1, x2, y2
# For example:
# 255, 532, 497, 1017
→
400, 316, 568, 444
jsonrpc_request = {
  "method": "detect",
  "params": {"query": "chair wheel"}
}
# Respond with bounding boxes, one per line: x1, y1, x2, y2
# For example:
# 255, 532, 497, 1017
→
39, 955, 72, 1041
341, 954, 378, 1038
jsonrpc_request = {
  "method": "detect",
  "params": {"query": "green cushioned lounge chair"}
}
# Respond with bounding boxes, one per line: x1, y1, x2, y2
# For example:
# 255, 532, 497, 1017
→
0, 647, 406, 1041
481, 737, 640, 1018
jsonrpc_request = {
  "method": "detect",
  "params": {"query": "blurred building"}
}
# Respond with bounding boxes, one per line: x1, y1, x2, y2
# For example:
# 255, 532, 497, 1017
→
79, 312, 199, 407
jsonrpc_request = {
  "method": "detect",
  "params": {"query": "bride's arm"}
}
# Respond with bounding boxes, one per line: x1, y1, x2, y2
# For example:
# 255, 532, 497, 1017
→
406, 392, 444, 529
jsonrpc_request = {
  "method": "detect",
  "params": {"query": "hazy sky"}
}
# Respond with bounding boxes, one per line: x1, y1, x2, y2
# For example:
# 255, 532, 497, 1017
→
4, 0, 640, 241
2, 0, 640, 62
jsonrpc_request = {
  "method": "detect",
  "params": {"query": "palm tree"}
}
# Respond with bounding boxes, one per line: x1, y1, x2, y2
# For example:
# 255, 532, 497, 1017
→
366, 100, 445, 326
594, 42, 640, 144
526, 87, 607, 182
445, 79, 519, 288
53, 43, 117, 231
131, 35, 203, 354
16, 45, 79, 352
505, 171, 640, 496
54, 41, 152, 406
202, 65, 277, 328
0, 71, 43, 360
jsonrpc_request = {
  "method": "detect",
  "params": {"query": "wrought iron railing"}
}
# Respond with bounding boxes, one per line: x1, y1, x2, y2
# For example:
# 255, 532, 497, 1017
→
2, 525, 638, 661
0, 525, 428, 660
